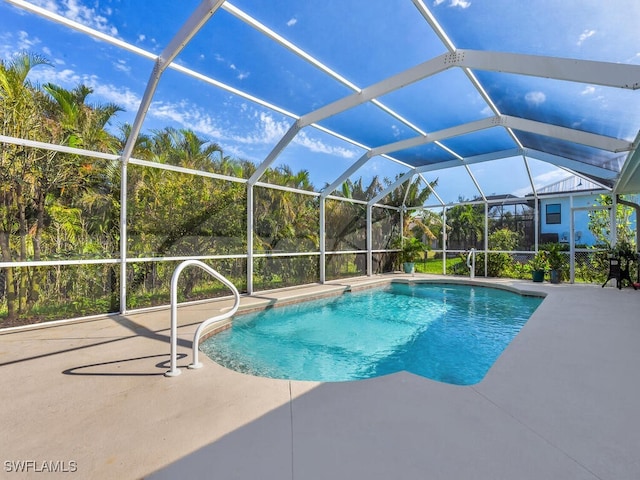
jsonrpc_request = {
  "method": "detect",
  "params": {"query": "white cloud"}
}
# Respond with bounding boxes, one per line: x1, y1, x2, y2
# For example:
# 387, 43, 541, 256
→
150, 103, 226, 139
113, 59, 130, 73
287, 18, 297, 27
138, 34, 146, 42
30, 0, 118, 36
243, 112, 290, 144
17, 30, 41, 50
577, 29, 596, 46
581, 86, 596, 95
0, 31, 38, 60
524, 91, 546, 106
204, 109, 356, 159
534, 170, 571, 186
513, 170, 571, 196
29, 63, 141, 112
450, 0, 471, 7
294, 131, 357, 159
433, 0, 471, 8
90, 82, 140, 111
29, 66, 80, 86
237, 72, 249, 80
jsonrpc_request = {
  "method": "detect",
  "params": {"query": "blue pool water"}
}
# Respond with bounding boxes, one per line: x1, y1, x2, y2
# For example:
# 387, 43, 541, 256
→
200, 283, 542, 385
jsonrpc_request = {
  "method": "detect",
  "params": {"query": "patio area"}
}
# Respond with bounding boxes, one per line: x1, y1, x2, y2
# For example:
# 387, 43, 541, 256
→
1, 274, 639, 479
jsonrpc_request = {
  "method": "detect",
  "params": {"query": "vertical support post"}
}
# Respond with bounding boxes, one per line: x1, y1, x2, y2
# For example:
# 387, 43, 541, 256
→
534, 198, 539, 252
569, 195, 575, 283
319, 197, 326, 283
610, 194, 618, 247
484, 202, 489, 277
400, 206, 405, 272
366, 204, 373, 276
119, 159, 128, 313
442, 206, 447, 275
246, 184, 254, 295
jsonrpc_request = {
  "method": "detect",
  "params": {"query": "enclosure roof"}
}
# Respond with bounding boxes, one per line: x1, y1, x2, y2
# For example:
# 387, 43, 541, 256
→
4, 0, 640, 201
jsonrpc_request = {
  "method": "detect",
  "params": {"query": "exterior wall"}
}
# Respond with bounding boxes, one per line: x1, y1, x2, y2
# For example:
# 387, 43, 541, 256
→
540, 194, 600, 246
540, 193, 639, 247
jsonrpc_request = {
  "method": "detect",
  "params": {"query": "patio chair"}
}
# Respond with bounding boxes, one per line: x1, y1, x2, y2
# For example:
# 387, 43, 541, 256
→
602, 257, 637, 290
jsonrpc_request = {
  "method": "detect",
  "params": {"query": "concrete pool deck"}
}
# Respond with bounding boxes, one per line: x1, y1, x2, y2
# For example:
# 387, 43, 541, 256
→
1, 274, 639, 479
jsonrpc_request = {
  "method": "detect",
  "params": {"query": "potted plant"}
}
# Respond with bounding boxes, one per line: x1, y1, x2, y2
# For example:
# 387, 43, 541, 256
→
400, 236, 426, 274
605, 239, 637, 288
528, 251, 548, 282
545, 242, 567, 284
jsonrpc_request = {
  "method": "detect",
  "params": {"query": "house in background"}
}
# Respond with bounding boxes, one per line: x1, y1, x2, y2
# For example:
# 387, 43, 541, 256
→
536, 176, 639, 247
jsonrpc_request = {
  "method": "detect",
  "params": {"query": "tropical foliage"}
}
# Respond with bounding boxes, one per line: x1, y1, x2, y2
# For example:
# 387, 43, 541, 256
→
5, 50, 629, 326
1, 53, 438, 326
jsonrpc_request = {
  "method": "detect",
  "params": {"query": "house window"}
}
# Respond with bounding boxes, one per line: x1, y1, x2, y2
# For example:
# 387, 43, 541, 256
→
546, 204, 561, 224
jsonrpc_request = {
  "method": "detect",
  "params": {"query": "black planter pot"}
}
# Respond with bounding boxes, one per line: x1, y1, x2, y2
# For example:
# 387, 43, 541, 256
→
532, 269, 545, 282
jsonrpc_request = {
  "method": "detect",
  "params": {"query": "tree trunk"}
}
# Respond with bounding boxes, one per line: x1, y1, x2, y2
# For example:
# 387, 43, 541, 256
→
16, 183, 28, 313
29, 190, 45, 304
0, 232, 16, 322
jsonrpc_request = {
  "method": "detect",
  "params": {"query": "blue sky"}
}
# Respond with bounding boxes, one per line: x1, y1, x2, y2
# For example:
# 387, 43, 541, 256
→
1, 0, 639, 203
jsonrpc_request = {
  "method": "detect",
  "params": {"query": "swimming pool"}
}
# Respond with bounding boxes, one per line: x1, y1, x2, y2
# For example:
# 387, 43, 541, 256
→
200, 282, 543, 385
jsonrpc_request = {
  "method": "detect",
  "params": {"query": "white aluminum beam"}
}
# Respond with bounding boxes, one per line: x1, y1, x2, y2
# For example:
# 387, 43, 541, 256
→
456, 49, 640, 90
366, 205, 373, 276
6, 0, 154, 60
0, 135, 118, 161
368, 171, 415, 206
407, 147, 618, 182
253, 181, 320, 197
248, 122, 302, 185
298, 48, 640, 137
370, 115, 631, 161
522, 155, 538, 198
418, 173, 445, 206
299, 53, 453, 127
117, 0, 224, 313
614, 131, 640, 194
246, 185, 254, 294
501, 115, 633, 153
121, 0, 225, 163
464, 164, 487, 202
524, 149, 619, 179
224, 2, 429, 137
321, 153, 373, 198
412, 0, 456, 52
413, 149, 523, 174
222, 2, 359, 92
371, 116, 500, 158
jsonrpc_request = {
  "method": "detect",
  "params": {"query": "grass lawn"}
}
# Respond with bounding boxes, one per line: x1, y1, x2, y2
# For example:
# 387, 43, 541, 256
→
414, 256, 464, 274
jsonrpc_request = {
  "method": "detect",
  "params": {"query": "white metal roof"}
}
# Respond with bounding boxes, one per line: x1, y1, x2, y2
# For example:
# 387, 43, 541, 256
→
3, 0, 640, 202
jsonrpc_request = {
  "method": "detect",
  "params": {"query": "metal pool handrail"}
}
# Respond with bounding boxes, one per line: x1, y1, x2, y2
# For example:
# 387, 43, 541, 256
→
466, 248, 476, 279
165, 260, 240, 377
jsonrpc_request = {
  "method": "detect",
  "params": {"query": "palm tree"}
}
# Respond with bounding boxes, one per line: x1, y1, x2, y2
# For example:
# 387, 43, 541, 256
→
385, 175, 438, 240
446, 201, 484, 250
0, 52, 51, 319
43, 83, 122, 152
35, 83, 123, 310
